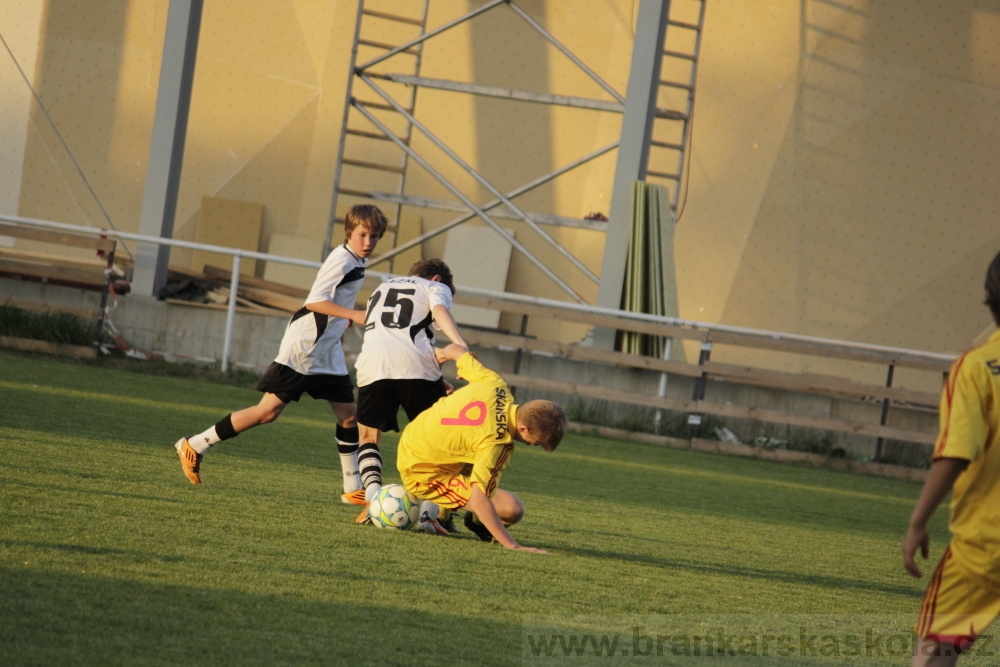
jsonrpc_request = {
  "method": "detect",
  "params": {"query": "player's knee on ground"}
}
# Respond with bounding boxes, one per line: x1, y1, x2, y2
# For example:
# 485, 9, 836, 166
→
492, 489, 525, 525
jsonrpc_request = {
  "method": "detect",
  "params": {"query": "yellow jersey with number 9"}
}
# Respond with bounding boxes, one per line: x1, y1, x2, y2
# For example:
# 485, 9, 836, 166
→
396, 353, 519, 496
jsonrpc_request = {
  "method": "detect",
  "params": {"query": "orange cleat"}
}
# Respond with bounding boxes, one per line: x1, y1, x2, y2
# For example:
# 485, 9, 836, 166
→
341, 488, 367, 505
355, 505, 372, 525
174, 438, 202, 484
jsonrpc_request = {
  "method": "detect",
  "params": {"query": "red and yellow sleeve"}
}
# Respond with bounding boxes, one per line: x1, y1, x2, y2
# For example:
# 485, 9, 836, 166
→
934, 355, 989, 462
469, 441, 514, 497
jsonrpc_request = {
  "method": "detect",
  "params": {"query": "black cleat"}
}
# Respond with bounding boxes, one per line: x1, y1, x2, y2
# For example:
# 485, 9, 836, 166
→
438, 513, 461, 534
464, 511, 495, 543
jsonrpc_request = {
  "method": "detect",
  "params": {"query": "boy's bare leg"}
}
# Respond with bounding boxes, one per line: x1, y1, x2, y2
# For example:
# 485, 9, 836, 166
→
912, 638, 960, 667
176, 393, 288, 484
229, 393, 288, 431
489, 488, 525, 526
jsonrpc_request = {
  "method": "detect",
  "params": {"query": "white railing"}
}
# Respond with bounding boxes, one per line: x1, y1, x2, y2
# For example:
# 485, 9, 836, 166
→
0, 212, 956, 371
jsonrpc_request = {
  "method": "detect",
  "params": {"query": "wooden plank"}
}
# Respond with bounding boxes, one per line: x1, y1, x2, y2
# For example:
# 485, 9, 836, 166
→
707, 330, 954, 373
694, 400, 937, 445
500, 373, 697, 412
0, 224, 115, 253
500, 372, 936, 445
704, 361, 941, 406
163, 299, 290, 318
202, 265, 310, 299
460, 328, 703, 378
234, 286, 304, 313
0, 247, 107, 273
0, 259, 107, 289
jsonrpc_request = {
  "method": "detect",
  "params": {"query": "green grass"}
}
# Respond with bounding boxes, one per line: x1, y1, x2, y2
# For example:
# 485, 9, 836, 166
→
0, 349, 973, 665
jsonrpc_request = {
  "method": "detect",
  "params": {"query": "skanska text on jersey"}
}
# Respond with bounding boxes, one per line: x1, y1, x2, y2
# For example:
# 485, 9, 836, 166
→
494, 387, 508, 440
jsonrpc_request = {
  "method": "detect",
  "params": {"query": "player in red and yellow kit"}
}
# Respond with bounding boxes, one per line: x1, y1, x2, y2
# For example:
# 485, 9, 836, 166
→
903, 250, 1000, 666
396, 346, 566, 553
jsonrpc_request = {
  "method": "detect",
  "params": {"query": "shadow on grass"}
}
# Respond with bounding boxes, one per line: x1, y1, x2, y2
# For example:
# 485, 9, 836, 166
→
550, 544, 921, 599
1, 538, 186, 563
0, 566, 516, 666
3, 477, 187, 504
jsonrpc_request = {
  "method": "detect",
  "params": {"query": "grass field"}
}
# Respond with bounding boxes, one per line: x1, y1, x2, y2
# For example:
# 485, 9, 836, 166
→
0, 349, 977, 665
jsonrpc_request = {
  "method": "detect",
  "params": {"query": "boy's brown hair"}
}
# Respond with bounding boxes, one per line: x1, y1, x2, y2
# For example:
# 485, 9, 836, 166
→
344, 204, 388, 242
517, 400, 567, 452
986, 250, 1000, 326
409, 258, 456, 295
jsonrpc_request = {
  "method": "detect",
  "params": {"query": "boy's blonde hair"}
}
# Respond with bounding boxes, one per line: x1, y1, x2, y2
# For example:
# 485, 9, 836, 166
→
344, 204, 388, 242
517, 400, 567, 452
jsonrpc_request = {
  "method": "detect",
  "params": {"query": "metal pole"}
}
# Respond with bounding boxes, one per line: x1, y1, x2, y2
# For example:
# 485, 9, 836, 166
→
355, 0, 507, 71
221, 253, 242, 372
688, 340, 711, 437
654, 337, 673, 432
507, 1, 624, 103
133, 0, 203, 297
874, 363, 895, 462
594, 0, 670, 348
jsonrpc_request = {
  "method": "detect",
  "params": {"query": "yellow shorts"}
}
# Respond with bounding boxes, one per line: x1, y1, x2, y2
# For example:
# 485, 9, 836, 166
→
400, 462, 476, 510
916, 546, 1000, 651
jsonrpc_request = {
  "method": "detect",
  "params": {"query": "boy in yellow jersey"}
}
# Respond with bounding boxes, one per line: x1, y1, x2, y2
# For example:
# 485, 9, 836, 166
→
395, 345, 566, 553
903, 250, 1000, 666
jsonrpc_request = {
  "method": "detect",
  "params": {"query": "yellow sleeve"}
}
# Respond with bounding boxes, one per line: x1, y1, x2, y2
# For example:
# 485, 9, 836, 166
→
456, 352, 505, 385
470, 442, 514, 497
935, 354, 991, 462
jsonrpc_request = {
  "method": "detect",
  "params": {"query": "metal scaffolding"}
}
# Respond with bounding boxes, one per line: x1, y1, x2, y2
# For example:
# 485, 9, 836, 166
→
325, 0, 705, 309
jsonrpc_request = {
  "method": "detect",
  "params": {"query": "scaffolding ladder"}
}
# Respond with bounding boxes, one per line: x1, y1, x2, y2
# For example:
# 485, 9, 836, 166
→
324, 0, 430, 268
646, 0, 707, 214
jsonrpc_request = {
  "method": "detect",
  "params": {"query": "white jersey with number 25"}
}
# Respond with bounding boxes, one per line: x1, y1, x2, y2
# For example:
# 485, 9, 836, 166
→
354, 275, 454, 386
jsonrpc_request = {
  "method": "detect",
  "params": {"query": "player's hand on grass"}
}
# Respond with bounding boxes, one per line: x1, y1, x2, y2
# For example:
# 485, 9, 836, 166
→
902, 524, 930, 578
512, 545, 550, 555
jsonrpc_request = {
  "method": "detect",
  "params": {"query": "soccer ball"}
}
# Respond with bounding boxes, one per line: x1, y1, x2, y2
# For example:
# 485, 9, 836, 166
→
368, 484, 420, 530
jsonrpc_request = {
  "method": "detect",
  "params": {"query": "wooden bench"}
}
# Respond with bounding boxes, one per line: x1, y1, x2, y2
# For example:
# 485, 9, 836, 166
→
0, 222, 120, 346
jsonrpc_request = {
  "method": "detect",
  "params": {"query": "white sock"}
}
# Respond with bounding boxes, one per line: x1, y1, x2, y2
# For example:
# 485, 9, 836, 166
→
419, 500, 440, 522
189, 426, 220, 454
364, 482, 382, 503
337, 444, 361, 494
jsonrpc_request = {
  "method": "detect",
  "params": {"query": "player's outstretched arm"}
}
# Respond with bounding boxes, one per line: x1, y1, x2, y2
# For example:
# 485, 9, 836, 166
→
435, 343, 468, 366
465, 486, 548, 555
431, 304, 467, 348
306, 300, 367, 326
902, 457, 968, 578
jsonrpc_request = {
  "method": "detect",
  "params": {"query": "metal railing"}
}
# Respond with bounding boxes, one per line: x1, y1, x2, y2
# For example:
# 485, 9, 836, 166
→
0, 213, 957, 457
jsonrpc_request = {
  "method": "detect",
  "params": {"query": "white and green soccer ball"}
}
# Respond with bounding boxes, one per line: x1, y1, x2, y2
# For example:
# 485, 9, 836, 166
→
368, 484, 420, 530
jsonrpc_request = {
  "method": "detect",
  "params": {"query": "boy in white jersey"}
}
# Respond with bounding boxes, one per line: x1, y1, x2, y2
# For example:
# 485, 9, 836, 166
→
173, 204, 387, 500
352, 259, 468, 526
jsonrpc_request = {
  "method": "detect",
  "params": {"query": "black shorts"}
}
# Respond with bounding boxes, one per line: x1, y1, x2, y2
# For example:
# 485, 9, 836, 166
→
356, 378, 448, 433
255, 362, 355, 404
